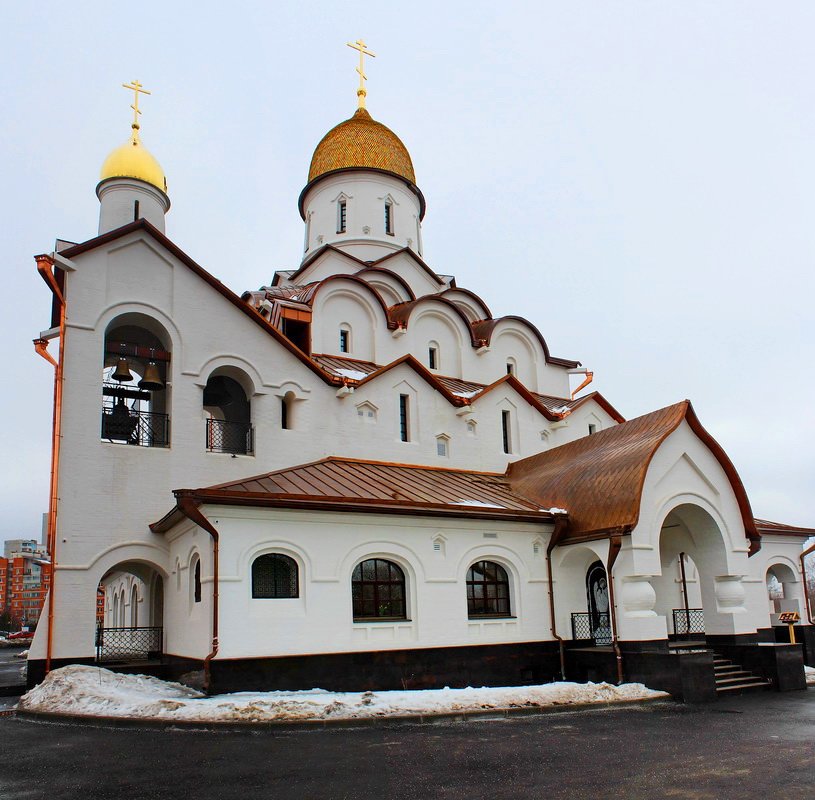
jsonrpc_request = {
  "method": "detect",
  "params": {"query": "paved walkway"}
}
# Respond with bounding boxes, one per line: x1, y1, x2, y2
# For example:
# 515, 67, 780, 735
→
1, 689, 812, 799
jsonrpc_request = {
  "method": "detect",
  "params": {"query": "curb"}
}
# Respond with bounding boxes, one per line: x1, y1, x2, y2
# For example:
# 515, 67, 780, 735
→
11, 694, 671, 732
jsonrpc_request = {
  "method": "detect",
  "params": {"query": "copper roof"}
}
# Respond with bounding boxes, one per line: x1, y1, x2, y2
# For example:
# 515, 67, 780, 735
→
151, 458, 554, 532
311, 354, 380, 380
754, 518, 815, 538
308, 108, 416, 184
507, 401, 760, 547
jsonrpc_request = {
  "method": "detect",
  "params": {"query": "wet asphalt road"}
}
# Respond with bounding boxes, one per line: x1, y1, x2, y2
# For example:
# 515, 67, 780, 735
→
0, 647, 25, 689
0, 690, 812, 800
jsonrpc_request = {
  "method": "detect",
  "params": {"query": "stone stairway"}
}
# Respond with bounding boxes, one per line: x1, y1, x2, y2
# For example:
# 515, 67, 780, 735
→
712, 652, 771, 694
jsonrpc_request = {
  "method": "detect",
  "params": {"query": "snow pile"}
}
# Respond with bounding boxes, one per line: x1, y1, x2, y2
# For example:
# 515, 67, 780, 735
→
805, 665, 815, 686
14, 650, 30, 660
18, 665, 667, 723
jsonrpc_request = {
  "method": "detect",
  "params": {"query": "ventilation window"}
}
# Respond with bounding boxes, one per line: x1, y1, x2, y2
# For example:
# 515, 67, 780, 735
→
466, 421, 477, 436
506, 358, 516, 376
428, 345, 438, 370
588, 423, 597, 435
337, 199, 347, 233
384, 201, 394, 235
339, 327, 350, 353
501, 409, 512, 454
399, 394, 410, 442
133, 200, 140, 221
436, 435, 449, 457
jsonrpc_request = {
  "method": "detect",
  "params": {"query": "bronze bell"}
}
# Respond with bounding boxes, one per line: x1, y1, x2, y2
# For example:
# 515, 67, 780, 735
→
112, 357, 133, 383
138, 361, 165, 392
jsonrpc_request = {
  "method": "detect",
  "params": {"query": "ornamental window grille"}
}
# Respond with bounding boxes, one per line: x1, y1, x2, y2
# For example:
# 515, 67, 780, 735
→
384, 201, 394, 235
399, 394, 410, 442
352, 559, 407, 620
467, 560, 511, 617
252, 554, 299, 599
337, 199, 347, 233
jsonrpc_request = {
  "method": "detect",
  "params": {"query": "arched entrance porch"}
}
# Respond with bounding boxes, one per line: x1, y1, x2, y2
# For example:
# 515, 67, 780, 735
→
651, 503, 750, 641
96, 561, 165, 664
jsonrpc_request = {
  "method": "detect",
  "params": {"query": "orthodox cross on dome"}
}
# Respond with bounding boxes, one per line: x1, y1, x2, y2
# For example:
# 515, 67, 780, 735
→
122, 80, 151, 132
347, 39, 376, 110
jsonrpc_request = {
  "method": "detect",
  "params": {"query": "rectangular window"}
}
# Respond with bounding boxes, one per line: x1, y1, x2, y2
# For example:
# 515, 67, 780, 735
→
385, 202, 393, 235
428, 346, 437, 370
588, 424, 597, 435
339, 329, 350, 353
506, 362, 515, 375
436, 438, 448, 457
399, 394, 409, 442
281, 397, 289, 430
337, 200, 347, 233
501, 410, 511, 454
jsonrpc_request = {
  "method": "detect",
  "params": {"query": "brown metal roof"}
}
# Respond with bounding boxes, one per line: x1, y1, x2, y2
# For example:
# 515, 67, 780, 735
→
311, 354, 380, 379
151, 458, 556, 532
507, 400, 760, 548
754, 518, 815, 538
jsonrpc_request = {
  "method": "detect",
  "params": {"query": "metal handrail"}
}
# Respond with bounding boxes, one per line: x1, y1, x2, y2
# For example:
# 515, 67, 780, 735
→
95, 626, 163, 663
101, 407, 170, 447
206, 418, 253, 455
571, 611, 612, 646
672, 607, 705, 636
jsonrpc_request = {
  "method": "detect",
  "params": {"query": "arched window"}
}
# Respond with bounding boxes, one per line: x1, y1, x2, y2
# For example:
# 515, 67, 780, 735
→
192, 557, 202, 604
203, 374, 253, 455
466, 560, 510, 617
352, 559, 406, 620
102, 315, 170, 448
130, 585, 138, 627
252, 554, 299, 598
428, 341, 439, 370
339, 324, 352, 354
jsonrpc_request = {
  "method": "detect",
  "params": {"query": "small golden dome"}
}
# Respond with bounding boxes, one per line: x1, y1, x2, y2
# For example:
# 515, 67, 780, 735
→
308, 108, 416, 185
100, 128, 167, 193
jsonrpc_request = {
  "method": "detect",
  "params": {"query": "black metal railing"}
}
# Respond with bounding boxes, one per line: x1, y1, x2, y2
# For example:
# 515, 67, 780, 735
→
672, 608, 705, 636
95, 626, 163, 663
571, 612, 613, 646
101, 408, 170, 447
206, 418, 253, 455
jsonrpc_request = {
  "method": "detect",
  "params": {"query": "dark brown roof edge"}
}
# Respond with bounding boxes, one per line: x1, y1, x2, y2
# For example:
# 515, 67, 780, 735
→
754, 518, 815, 538
150, 491, 556, 534
472, 316, 580, 369
58, 219, 343, 387
567, 391, 626, 424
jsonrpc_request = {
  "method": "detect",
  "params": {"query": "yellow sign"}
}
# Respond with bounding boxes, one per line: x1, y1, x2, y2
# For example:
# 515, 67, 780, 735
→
778, 611, 800, 623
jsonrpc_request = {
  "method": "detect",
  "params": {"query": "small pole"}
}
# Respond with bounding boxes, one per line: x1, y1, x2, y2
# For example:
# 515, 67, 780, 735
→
788, 622, 796, 645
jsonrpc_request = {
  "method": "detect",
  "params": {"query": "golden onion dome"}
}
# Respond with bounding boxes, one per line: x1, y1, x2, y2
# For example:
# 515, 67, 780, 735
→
308, 108, 416, 185
100, 128, 167, 193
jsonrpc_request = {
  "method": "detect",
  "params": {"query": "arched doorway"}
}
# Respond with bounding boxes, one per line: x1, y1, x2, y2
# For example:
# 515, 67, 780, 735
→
586, 561, 612, 645
203, 373, 253, 454
652, 503, 742, 639
95, 561, 165, 664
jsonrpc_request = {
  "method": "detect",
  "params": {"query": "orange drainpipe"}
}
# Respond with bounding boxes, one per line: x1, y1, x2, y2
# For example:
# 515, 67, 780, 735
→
606, 534, 624, 685
34, 254, 65, 676
545, 515, 569, 680
800, 540, 815, 625
177, 495, 219, 692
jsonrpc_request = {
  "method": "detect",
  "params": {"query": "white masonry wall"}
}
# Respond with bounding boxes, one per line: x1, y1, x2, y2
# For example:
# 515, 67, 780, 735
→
162, 505, 554, 661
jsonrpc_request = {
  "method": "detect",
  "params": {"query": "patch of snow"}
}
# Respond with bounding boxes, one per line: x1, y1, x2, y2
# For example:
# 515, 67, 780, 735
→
451, 500, 506, 509
540, 507, 568, 514
14, 649, 29, 659
18, 665, 668, 723
335, 368, 370, 381
551, 405, 572, 415
452, 390, 480, 399
805, 665, 815, 686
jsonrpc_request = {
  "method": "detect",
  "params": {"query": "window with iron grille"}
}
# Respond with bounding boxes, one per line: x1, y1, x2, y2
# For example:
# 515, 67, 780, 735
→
501, 409, 512, 454
399, 394, 409, 442
352, 559, 406, 620
252, 554, 299, 598
337, 199, 347, 233
384, 201, 393, 235
467, 560, 511, 617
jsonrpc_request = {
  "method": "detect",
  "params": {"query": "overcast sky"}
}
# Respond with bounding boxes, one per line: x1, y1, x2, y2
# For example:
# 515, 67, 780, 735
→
1, 1, 813, 544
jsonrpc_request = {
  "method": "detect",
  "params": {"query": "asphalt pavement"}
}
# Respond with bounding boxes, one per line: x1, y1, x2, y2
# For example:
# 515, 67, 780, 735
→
1, 689, 812, 799
0, 647, 26, 691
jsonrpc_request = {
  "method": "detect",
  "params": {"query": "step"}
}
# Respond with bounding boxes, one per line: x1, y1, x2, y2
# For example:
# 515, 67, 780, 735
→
716, 674, 759, 686
716, 679, 771, 693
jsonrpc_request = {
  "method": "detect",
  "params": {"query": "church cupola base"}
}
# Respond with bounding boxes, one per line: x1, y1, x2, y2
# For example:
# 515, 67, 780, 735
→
96, 177, 171, 235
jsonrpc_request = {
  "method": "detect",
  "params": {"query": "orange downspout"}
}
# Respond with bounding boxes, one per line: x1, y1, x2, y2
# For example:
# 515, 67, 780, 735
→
34, 254, 65, 676
606, 534, 624, 685
177, 496, 219, 692
546, 515, 569, 680
800, 540, 815, 625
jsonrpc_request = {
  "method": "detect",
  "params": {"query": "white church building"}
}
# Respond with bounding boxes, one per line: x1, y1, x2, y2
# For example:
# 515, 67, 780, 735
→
27, 61, 813, 702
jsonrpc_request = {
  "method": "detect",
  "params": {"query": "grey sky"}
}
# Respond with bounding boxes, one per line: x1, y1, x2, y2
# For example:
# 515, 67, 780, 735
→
2, 1, 813, 544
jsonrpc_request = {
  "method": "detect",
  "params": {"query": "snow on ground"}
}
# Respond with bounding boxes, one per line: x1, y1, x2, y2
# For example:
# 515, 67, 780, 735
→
17, 665, 668, 723
806, 666, 815, 686
14, 650, 29, 660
